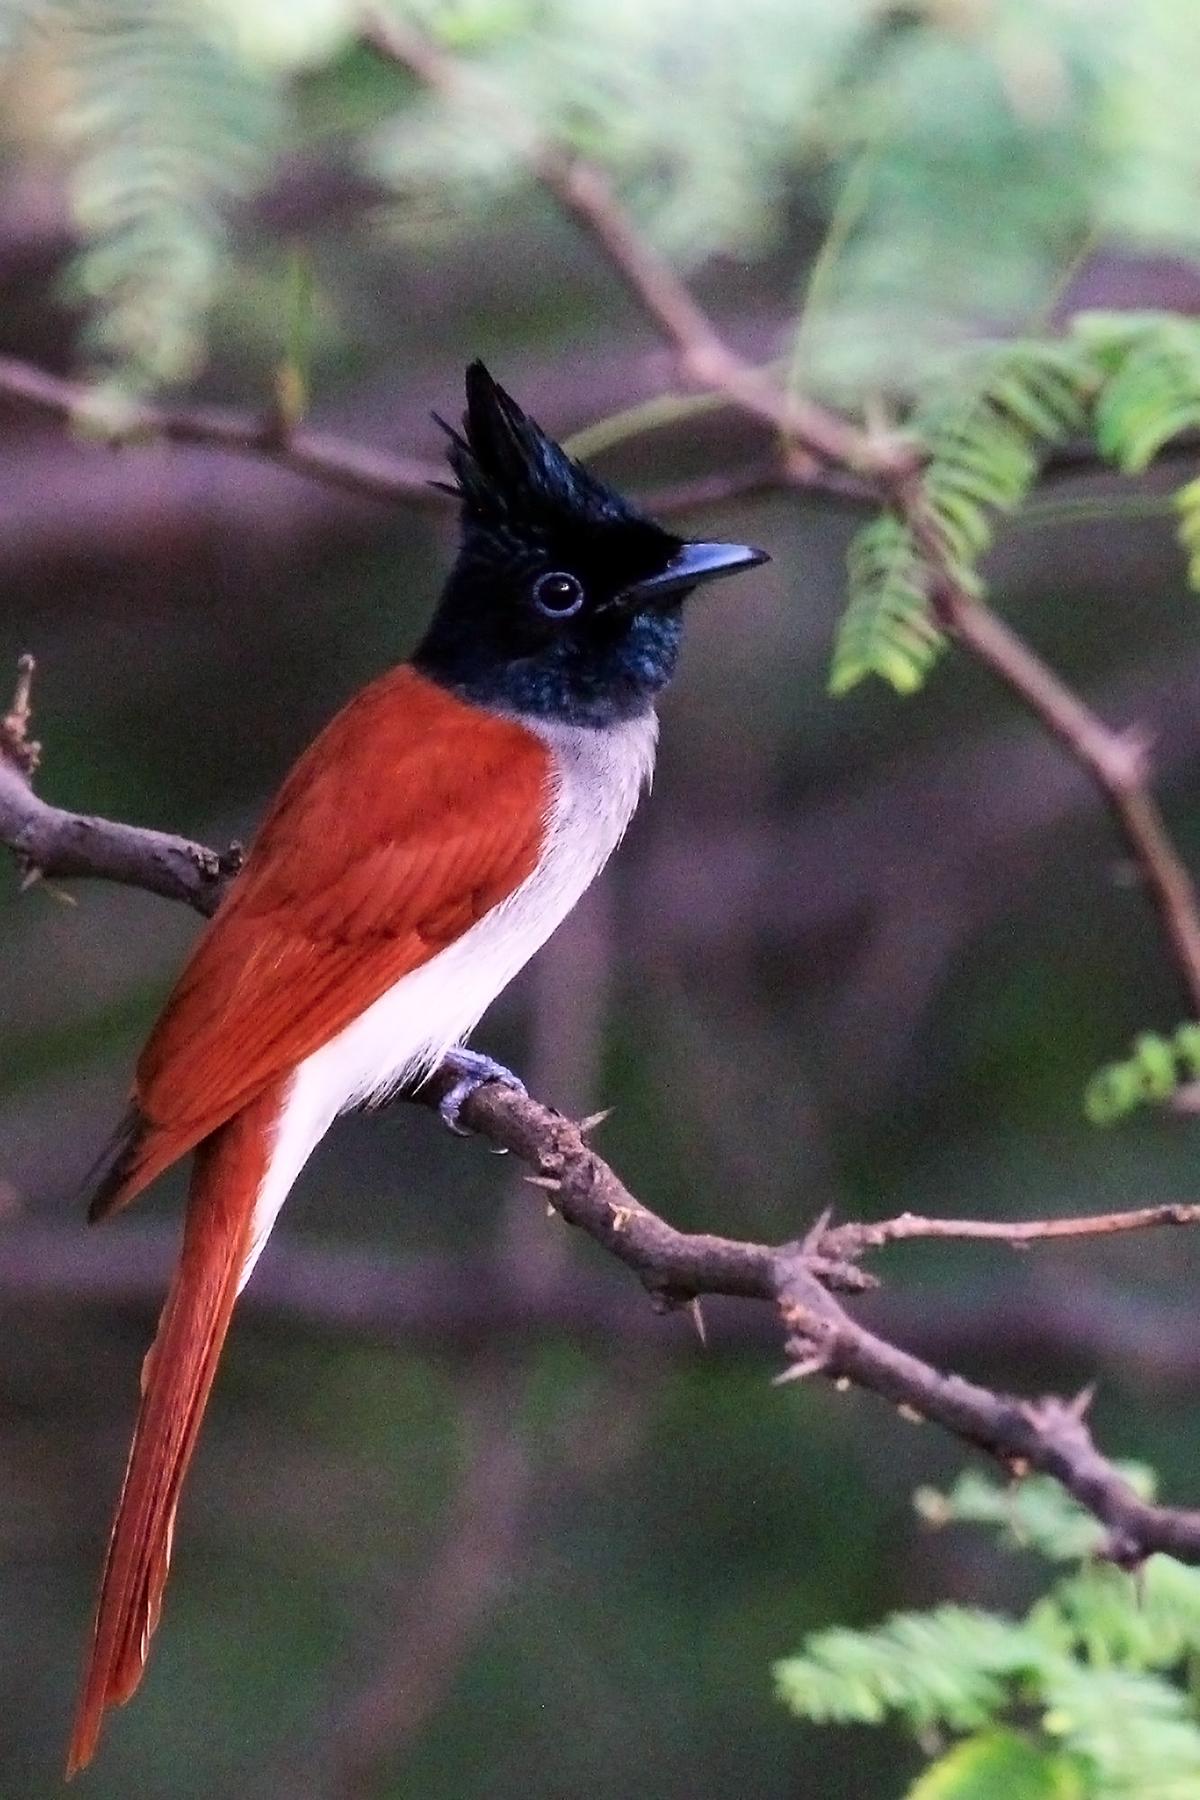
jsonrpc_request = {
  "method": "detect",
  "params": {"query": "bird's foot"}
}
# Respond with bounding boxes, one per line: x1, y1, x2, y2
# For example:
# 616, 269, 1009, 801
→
437, 1048, 527, 1136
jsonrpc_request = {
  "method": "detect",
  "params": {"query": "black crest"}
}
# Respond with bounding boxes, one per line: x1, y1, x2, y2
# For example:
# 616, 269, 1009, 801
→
437, 361, 647, 534
417, 362, 767, 725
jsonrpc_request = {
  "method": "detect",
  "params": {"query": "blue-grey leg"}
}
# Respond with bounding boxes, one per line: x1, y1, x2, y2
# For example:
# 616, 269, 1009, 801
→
437, 1047, 528, 1135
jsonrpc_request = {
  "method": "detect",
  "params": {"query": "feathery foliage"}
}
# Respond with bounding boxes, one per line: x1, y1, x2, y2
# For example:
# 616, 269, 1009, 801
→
833, 515, 945, 698
6, 0, 307, 393
1082, 312, 1200, 474
6, 3, 1200, 396
1073, 312, 1200, 606
830, 304, 1200, 700
830, 341, 1095, 696
777, 1470, 1200, 1800
775, 1605, 1052, 1732
912, 1469, 1150, 1564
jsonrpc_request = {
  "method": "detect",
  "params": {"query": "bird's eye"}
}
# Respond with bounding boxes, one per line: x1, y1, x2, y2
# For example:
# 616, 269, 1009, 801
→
531, 570, 585, 619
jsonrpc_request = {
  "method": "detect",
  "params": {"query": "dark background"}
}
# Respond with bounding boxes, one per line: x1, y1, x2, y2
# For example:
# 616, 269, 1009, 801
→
5, 5, 1200, 1796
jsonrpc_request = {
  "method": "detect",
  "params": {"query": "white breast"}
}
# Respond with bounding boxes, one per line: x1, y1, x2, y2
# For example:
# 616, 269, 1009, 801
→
240, 708, 658, 1284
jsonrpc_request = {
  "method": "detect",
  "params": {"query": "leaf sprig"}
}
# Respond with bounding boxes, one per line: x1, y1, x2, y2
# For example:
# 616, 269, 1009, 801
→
777, 1470, 1200, 1799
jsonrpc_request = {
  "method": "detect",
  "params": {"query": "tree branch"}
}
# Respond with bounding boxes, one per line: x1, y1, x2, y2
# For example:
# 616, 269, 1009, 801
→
0, 349, 876, 516
824, 1201, 1200, 1256
0, 669, 237, 913
894, 482, 1200, 1018
0, 354, 446, 508
404, 1077, 1200, 1566
359, 10, 913, 485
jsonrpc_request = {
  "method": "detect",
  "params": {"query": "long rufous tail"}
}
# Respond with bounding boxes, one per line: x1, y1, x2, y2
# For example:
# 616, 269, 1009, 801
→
66, 1084, 282, 1776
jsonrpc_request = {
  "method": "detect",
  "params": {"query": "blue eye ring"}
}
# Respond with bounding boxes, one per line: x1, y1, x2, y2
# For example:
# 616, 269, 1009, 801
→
531, 570, 585, 619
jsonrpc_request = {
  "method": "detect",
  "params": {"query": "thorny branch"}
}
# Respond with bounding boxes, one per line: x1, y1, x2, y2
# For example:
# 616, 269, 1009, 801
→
0, 350, 873, 515
0, 665, 237, 912
0, 353, 446, 508
6, 18, 1200, 1572
6, 669, 1200, 1560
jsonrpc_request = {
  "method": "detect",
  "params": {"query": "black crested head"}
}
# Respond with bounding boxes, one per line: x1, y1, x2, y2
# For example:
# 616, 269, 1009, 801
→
440, 360, 648, 536
416, 362, 768, 727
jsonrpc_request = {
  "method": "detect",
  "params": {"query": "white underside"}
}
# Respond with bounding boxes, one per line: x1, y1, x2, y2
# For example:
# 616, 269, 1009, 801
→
237, 708, 657, 1288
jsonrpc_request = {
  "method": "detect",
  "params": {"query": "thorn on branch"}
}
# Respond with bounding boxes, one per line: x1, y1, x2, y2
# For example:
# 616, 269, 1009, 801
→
774, 1334, 832, 1384
802, 1207, 834, 1256
1069, 1382, 1097, 1421
578, 1107, 613, 1138
1, 654, 41, 777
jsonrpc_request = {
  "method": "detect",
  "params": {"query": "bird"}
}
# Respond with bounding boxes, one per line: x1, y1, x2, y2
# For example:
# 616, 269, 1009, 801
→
65, 359, 767, 1774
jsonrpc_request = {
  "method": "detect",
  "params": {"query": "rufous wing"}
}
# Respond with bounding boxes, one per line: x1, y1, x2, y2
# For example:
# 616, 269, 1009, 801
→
90, 667, 552, 1218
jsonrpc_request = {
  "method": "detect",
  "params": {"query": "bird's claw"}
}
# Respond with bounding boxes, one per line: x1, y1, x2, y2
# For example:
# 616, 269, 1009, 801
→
437, 1048, 527, 1135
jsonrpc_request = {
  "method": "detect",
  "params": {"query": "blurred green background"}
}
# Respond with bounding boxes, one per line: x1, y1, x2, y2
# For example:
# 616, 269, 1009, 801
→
6, 2, 1200, 1795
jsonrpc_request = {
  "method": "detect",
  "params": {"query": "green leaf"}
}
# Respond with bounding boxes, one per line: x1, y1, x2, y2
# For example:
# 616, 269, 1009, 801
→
915, 1470, 1156, 1564
1041, 1664, 1200, 1799
831, 515, 944, 697
907, 1731, 1087, 1800
1046, 1555, 1200, 1673
56, 0, 285, 390
1083, 312, 1200, 473
774, 1605, 1051, 1732
1084, 1024, 1200, 1124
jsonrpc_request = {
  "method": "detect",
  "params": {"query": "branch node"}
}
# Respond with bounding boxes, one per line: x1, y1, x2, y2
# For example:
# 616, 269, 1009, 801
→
1101, 1531, 1147, 1573
648, 1285, 691, 1316
1101, 726, 1153, 798
805, 1255, 878, 1295
218, 840, 245, 879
